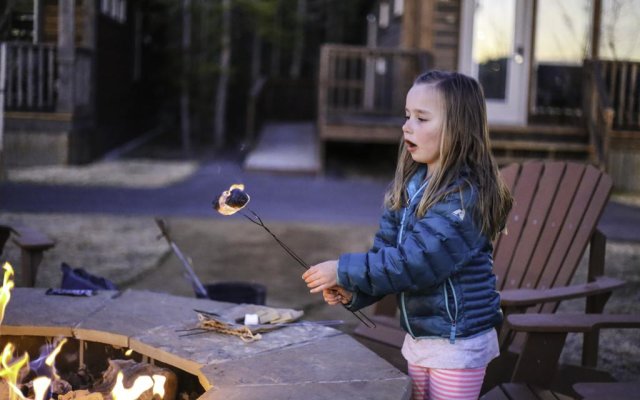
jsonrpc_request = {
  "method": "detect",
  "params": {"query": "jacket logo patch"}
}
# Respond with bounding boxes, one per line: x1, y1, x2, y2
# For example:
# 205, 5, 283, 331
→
452, 209, 465, 221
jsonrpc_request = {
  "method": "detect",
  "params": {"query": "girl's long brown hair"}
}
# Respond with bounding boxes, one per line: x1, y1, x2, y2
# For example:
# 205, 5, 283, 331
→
385, 70, 512, 240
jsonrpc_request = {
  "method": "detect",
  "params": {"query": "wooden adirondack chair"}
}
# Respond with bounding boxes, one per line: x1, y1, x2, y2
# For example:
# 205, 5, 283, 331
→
352, 161, 626, 385
500, 312, 640, 393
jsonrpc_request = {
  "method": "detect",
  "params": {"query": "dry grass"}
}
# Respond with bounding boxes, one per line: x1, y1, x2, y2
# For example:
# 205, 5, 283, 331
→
0, 213, 168, 287
6, 160, 198, 188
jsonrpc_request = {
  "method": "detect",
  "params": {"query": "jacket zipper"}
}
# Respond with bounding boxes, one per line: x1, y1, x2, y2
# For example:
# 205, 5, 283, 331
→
398, 179, 429, 339
443, 278, 458, 343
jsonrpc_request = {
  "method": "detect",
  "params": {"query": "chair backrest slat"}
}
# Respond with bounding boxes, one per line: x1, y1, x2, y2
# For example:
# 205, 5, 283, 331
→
503, 162, 566, 290
493, 164, 520, 254
540, 167, 613, 313
494, 162, 544, 290
535, 165, 601, 292
519, 163, 585, 290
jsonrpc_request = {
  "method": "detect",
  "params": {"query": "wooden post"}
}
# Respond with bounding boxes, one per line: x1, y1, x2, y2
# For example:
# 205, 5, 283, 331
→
583, 228, 607, 367
591, 0, 602, 59
57, 0, 76, 113
363, 14, 376, 111
401, 0, 417, 49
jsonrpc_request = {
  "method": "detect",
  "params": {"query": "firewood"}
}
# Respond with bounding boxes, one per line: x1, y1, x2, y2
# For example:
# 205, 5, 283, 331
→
58, 390, 104, 400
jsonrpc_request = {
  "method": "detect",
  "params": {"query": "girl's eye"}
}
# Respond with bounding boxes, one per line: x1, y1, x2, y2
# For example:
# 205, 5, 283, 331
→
418, 118, 427, 122
404, 115, 410, 120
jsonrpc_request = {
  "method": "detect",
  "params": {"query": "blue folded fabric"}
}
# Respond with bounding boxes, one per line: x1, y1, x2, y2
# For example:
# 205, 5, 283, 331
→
60, 262, 118, 291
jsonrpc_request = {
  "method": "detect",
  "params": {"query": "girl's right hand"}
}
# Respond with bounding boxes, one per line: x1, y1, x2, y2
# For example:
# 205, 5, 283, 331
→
323, 286, 353, 305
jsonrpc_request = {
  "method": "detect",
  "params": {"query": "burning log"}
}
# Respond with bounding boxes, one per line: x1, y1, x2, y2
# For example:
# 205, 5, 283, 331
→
58, 390, 103, 400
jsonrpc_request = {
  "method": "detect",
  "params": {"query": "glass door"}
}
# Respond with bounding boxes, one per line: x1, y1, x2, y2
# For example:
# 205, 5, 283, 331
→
459, 0, 533, 125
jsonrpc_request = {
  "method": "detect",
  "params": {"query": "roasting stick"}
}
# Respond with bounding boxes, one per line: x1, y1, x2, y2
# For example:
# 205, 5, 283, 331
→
241, 209, 376, 329
213, 184, 376, 329
155, 218, 208, 298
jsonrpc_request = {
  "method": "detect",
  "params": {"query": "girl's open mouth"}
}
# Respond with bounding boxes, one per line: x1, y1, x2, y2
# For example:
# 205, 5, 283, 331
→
404, 139, 417, 151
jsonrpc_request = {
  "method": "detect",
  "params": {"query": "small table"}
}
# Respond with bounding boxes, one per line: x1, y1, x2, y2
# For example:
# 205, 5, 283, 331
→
0, 224, 55, 287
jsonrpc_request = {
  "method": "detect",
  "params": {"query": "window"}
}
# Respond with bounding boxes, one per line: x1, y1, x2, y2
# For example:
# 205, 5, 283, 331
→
533, 0, 591, 114
394, 0, 404, 16
600, 0, 640, 61
379, 2, 390, 28
101, 0, 127, 23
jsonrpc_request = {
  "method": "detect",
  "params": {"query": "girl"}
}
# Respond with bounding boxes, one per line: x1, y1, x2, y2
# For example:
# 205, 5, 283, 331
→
302, 71, 512, 400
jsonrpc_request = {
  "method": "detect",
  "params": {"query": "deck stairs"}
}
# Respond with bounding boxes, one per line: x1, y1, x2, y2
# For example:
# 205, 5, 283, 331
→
490, 124, 592, 166
243, 121, 321, 174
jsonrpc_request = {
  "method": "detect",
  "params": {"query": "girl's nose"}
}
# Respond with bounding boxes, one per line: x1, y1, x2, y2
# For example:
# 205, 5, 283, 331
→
402, 120, 411, 134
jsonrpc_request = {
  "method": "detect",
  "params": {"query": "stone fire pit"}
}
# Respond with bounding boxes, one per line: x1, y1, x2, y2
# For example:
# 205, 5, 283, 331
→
0, 288, 411, 399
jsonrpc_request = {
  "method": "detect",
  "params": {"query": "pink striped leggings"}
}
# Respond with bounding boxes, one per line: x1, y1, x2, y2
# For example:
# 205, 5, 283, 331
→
407, 363, 486, 400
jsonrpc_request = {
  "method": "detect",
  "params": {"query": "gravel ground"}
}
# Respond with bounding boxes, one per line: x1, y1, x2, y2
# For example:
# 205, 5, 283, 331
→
1, 159, 639, 383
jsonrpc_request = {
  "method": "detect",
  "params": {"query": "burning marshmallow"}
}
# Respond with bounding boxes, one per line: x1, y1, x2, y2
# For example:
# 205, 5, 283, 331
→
213, 184, 250, 215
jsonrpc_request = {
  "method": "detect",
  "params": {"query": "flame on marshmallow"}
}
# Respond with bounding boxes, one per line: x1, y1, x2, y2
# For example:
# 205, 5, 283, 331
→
214, 184, 250, 216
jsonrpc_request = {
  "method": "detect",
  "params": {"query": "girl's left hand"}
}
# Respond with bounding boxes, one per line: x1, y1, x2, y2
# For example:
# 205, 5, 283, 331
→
302, 260, 338, 293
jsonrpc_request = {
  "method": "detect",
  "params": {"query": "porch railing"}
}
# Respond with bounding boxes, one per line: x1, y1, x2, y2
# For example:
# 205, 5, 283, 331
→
2, 42, 57, 111
584, 59, 640, 168
599, 59, 640, 131
318, 44, 432, 123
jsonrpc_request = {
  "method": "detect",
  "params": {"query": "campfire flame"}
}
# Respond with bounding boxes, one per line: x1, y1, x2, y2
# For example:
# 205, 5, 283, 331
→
1, 342, 30, 400
32, 376, 52, 400
111, 372, 166, 400
0, 262, 170, 400
0, 263, 30, 400
1, 262, 15, 325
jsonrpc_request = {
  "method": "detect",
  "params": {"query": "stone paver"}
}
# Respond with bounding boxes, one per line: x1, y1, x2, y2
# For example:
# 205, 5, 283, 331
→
1, 288, 115, 337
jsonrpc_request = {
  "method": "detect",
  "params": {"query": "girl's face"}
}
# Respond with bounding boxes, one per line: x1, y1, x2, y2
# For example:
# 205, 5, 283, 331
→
402, 84, 444, 171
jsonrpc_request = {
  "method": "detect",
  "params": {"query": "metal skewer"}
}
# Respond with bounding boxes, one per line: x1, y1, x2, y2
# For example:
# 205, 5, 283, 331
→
241, 209, 376, 329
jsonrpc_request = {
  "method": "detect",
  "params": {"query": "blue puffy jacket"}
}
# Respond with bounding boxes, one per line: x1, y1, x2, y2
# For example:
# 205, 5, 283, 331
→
337, 167, 502, 342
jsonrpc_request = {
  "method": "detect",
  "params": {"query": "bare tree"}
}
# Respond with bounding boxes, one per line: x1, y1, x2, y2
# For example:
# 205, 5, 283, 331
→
213, 0, 231, 149
0, 0, 18, 36
180, 0, 192, 155
289, 0, 306, 79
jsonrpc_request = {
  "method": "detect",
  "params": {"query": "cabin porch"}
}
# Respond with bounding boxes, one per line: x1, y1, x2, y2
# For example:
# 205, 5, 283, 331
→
317, 44, 640, 191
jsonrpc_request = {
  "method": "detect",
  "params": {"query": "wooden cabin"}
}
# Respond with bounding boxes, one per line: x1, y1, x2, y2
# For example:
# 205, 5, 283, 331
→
317, 0, 640, 191
0, 0, 140, 168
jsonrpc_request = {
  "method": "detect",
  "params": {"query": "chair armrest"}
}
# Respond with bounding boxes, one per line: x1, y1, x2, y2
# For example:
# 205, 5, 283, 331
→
506, 313, 640, 333
573, 382, 640, 400
500, 276, 625, 307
